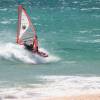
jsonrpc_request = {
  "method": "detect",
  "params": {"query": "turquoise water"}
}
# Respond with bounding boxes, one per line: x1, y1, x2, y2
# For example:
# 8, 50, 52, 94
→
0, 0, 100, 99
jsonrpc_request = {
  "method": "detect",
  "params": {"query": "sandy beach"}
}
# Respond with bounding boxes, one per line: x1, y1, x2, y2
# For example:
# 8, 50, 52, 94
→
41, 94, 100, 100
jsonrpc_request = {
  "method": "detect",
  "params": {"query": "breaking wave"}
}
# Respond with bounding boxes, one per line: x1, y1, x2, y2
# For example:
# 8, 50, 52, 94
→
0, 42, 60, 64
0, 75, 100, 100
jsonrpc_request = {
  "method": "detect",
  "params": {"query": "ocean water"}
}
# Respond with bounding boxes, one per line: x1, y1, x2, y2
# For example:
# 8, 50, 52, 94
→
0, 0, 100, 99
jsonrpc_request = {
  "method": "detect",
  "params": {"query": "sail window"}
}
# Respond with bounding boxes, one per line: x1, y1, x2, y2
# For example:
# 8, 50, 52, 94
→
22, 25, 26, 30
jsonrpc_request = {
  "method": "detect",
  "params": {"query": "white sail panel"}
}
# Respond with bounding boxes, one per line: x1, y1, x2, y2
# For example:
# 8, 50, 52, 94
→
17, 5, 35, 44
19, 9, 30, 39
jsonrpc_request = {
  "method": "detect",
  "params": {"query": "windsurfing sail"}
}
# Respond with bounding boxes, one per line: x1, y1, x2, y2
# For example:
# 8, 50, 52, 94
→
16, 5, 37, 46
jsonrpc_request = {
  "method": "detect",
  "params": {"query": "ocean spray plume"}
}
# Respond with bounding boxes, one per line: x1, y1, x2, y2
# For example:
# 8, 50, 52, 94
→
0, 43, 60, 64
0, 43, 35, 63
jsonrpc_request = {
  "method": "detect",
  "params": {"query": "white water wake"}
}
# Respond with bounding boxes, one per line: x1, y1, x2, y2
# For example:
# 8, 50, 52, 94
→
0, 42, 60, 64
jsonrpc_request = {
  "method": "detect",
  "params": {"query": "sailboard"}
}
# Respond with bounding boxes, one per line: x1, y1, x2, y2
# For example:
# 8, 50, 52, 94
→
16, 5, 48, 57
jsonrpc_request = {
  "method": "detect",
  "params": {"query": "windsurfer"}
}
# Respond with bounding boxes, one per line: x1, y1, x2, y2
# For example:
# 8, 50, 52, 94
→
24, 40, 48, 57
24, 35, 39, 53
24, 43, 33, 51
24, 43, 39, 53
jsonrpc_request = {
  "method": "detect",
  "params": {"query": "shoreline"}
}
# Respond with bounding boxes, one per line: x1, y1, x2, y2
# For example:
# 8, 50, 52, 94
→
41, 94, 100, 100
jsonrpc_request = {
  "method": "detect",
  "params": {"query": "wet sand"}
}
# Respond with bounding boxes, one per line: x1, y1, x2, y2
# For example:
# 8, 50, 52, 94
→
41, 94, 100, 100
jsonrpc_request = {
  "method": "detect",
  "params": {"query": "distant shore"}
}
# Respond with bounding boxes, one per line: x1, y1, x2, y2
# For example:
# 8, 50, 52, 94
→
41, 94, 100, 100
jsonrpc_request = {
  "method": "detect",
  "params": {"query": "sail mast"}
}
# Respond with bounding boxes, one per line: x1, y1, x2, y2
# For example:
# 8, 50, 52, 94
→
16, 5, 22, 43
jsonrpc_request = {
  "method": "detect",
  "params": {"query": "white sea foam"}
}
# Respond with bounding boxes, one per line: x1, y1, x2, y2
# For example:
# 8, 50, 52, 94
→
0, 20, 11, 24
0, 43, 60, 64
80, 7, 100, 11
0, 8, 7, 11
37, 75, 100, 97
0, 18, 17, 25
72, 1, 78, 4
76, 38, 100, 43
0, 75, 100, 100
0, 43, 35, 63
